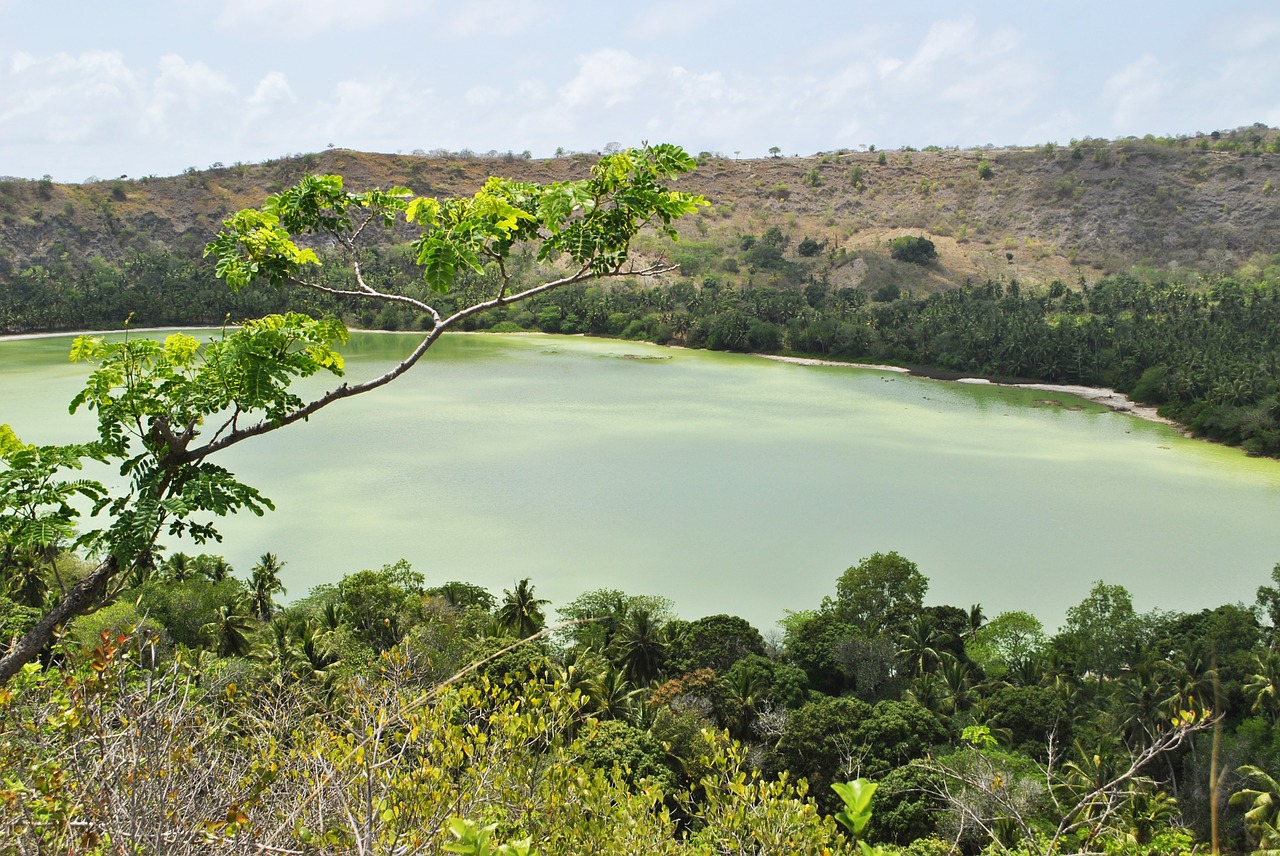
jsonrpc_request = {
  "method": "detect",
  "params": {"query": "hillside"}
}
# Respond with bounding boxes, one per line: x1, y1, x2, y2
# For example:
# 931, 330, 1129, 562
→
3, 126, 1280, 301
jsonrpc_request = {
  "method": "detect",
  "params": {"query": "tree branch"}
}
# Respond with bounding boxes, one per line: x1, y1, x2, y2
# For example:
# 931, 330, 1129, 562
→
0, 555, 118, 684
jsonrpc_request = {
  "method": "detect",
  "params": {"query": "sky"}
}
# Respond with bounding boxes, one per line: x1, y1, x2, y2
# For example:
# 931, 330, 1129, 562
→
3, 0, 1280, 182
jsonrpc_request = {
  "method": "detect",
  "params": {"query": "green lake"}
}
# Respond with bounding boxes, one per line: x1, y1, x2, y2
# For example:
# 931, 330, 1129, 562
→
4, 330, 1279, 633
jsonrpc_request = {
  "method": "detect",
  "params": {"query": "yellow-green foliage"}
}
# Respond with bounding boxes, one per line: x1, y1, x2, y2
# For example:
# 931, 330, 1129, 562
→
0, 633, 851, 854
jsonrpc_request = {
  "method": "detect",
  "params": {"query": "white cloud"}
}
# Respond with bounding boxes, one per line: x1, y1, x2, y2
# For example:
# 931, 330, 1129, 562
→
1102, 55, 1166, 131
144, 54, 236, 135
447, 0, 548, 37
248, 71, 296, 110
216, 0, 428, 39
631, 0, 736, 39
465, 84, 501, 107
560, 49, 652, 109
0, 50, 139, 145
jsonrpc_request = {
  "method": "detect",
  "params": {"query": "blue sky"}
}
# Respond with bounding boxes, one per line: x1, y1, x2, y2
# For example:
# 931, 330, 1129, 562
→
3, 0, 1280, 182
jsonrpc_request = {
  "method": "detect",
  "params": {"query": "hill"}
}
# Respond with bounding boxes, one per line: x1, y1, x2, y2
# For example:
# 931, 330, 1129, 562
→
3, 125, 1280, 307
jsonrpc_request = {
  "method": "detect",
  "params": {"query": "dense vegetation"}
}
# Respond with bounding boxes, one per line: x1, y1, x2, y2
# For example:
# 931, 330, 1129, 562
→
460, 267, 1280, 457
3, 547, 1279, 853
4, 138, 1280, 853
8, 232, 1280, 456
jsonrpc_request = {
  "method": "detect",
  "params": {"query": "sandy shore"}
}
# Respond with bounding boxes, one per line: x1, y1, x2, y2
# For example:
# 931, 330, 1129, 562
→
0, 329, 1180, 430
0, 326, 214, 343
758, 353, 1180, 428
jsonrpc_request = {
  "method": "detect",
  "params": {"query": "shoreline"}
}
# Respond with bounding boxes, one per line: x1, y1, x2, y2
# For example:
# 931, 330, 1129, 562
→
0, 326, 214, 343
0, 327, 1187, 431
756, 353, 1181, 428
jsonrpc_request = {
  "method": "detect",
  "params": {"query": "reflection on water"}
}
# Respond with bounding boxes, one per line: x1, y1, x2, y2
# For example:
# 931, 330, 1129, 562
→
3, 330, 1278, 632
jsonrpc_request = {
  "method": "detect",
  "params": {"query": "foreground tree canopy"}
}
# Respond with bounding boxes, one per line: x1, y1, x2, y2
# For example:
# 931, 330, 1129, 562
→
0, 143, 705, 683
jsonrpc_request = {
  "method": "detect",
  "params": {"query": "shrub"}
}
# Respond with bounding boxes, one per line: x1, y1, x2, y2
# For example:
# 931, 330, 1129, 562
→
888, 235, 938, 265
797, 237, 822, 257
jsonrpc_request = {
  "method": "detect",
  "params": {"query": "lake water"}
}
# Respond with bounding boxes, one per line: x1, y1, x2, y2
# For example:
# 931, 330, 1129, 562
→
3, 330, 1279, 634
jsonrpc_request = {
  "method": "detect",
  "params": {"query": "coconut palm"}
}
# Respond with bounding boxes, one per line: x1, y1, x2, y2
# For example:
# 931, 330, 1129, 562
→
1246, 651, 1280, 723
904, 671, 947, 715
1162, 646, 1216, 714
938, 653, 974, 715
965, 603, 987, 641
1115, 663, 1171, 749
248, 552, 287, 621
195, 554, 233, 583
162, 552, 195, 582
1230, 764, 1280, 854
201, 601, 255, 657
897, 613, 945, 678
2, 544, 48, 607
588, 663, 641, 722
497, 578, 549, 638
613, 607, 667, 686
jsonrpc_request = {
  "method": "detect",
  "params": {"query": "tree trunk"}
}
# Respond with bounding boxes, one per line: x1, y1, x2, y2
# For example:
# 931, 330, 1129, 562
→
0, 555, 117, 684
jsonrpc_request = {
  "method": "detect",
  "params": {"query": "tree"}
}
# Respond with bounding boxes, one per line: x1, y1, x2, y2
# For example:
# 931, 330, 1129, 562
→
556, 587, 673, 652
966, 610, 1046, 679
247, 552, 286, 621
831, 551, 928, 634
796, 236, 822, 257
1231, 764, 1280, 853
0, 143, 703, 685
612, 607, 668, 686
336, 560, 424, 651
428, 580, 496, 613
1257, 563, 1280, 632
497, 578, 550, 639
0, 427, 106, 609
200, 600, 256, 657
666, 613, 766, 675
1056, 581, 1139, 682
887, 235, 937, 265
768, 146, 782, 158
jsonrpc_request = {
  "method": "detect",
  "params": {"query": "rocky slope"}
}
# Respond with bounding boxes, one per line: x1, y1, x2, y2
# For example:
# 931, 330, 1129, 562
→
3, 127, 1279, 293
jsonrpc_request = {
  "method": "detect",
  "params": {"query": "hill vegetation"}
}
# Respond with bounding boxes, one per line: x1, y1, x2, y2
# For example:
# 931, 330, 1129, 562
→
6, 128, 1280, 457
3, 124, 1280, 306
4, 137, 1280, 852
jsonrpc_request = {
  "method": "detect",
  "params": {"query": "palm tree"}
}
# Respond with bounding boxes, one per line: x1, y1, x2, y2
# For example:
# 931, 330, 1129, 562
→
1161, 646, 1216, 714
201, 601, 255, 657
497, 578, 549, 638
588, 663, 641, 722
248, 552, 287, 622
163, 552, 194, 582
551, 648, 605, 699
292, 619, 341, 685
897, 613, 944, 678
965, 603, 987, 641
194, 554, 233, 583
2, 544, 48, 607
938, 653, 974, 716
318, 599, 346, 633
613, 607, 667, 686
1246, 651, 1280, 723
1115, 663, 1170, 750
904, 671, 947, 715
1230, 764, 1280, 853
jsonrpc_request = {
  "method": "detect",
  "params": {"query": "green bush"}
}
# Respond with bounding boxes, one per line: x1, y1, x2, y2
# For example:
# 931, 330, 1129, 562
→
887, 235, 937, 265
